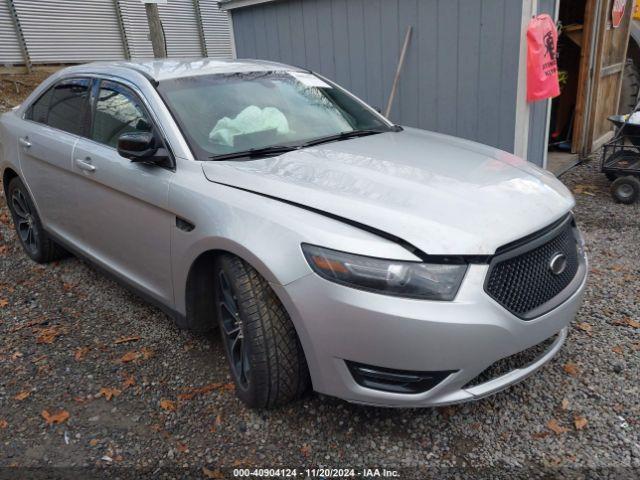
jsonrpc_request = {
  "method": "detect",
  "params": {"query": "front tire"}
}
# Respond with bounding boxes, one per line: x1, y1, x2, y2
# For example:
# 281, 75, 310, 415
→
214, 254, 310, 408
6, 177, 67, 263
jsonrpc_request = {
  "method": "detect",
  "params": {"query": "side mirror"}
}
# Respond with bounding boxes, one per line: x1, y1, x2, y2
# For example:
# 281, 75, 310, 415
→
117, 131, 159, 162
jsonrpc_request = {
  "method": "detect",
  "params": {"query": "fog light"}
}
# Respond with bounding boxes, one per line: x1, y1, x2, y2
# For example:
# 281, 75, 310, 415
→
346, 361, 456, 394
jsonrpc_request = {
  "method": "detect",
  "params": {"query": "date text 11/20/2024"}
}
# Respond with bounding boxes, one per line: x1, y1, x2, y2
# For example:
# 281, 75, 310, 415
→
232, 468, 400, 478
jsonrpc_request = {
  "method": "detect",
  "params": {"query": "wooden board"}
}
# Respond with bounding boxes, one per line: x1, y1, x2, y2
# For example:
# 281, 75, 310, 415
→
574, 0, 633, 155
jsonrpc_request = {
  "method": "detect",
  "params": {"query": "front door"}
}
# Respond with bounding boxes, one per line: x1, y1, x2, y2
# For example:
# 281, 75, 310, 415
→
71, 79, 174, 305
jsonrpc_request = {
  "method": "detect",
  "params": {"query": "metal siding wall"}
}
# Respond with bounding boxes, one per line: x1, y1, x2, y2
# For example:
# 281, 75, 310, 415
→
13, 0, 124, 63
230, 0, 523, 153
527, 0, 558, 167
158, 1, 203, 57
199, 0, 233, 58
0, 0, 24, 65
118, 0, 154, 59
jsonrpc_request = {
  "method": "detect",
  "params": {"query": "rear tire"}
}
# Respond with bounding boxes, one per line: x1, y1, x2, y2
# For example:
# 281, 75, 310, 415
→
611, 176, 640, 204
6, 177, 68, 263
214, 254, 310, 408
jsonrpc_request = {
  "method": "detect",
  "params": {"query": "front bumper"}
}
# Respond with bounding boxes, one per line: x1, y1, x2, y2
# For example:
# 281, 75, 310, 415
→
273, 256, 587, 408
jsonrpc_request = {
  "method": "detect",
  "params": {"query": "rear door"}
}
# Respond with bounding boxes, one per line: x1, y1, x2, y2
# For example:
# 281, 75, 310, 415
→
71, 79, 174, 304
17, 78, 91, 244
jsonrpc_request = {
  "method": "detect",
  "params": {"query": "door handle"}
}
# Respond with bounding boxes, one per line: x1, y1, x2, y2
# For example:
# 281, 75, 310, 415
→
75, 158, 96, 172
19, 137, 31, 148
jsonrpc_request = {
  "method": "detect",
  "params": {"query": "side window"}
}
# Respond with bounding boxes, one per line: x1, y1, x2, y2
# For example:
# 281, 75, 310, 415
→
46, 79, 90, 136
91, 81, 153, 148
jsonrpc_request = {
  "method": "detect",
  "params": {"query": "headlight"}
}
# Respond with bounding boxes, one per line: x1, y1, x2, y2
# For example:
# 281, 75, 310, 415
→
301, 244, 467, 300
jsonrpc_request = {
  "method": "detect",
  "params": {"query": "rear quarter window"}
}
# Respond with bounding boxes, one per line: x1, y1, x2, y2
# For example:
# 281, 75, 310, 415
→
26, 78, 90, 136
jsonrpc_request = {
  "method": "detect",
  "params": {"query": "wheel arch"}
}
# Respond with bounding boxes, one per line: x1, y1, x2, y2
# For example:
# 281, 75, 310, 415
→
181, 242, 304, 332
2, 166, 19, 196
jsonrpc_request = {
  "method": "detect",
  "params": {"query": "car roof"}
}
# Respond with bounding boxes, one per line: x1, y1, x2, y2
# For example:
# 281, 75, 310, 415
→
61, 58, 305, 83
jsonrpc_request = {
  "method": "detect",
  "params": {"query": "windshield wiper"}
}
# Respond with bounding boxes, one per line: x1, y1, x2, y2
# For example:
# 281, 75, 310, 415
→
209, 129, 390, 160
302, 129, 387, 147
209, 144, 300, 161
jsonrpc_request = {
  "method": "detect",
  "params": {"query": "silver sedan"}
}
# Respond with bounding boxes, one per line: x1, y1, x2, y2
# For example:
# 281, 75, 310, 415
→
0, 59, 587, 408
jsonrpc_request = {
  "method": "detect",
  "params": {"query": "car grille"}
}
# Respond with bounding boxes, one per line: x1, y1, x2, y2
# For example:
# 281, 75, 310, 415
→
464, 334, 558, 388
485, 216, 580, 318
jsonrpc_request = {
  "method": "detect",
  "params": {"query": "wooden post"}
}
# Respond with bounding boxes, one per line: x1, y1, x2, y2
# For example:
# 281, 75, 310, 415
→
6, 0, 31, 72
384, 26, 412, 119
145, 2, 167, 58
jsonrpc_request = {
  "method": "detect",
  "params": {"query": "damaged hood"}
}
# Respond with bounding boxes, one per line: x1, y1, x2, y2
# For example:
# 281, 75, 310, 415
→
202, 127, 574, 255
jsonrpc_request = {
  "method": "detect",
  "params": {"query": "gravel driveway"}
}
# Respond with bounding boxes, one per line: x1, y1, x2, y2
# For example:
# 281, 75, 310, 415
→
0, 75, 639, 479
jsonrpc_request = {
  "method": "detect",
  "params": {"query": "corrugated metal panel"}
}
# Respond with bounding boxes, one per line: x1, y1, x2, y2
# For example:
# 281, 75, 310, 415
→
118, 0, 154, 59
200, 0, 233, 58
158, 1, 203, 58
13, 0, 124, 63
230, 0, 522, 153
0, 1, 24, 65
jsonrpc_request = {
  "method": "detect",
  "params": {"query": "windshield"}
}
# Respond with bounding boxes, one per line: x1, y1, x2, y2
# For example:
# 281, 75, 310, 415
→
157, 71, 392, 159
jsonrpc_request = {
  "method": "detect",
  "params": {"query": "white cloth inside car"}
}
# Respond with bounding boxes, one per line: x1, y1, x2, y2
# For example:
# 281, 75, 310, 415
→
209, 105, 290, 147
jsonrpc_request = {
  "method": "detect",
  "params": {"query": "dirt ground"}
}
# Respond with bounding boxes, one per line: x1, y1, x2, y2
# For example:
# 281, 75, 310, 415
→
0, 70, 639, 479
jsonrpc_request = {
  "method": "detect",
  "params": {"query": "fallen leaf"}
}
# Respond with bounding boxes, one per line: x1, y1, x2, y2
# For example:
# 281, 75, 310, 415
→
574, 416, 588, 430
561, 398, 570, 410
209, 414, 223, 432
14, 390, 31, 401
98, 387, 121, 401
122, 374, 136, 389
42, 409, 70, 425
547, 419, 568, 435
202, 467, 224, 479
532, 430, 550, 439
119, 351, 141, 363
160, 399, 176, 412
176, 442, 188, 453
10, 351, 22, 360
89, 439, 99, 447
0, 419, 7, 429
35, 326, 62, 344
141, 347, 154, 360
612, 345, 624, 355
113, 335, 141, 345
576, 322, 592, 335
0, 245, 8, 254
301, 444, 312, 457
572, 184, 597, 196
563, 362, 579, 377
0, 299, 8, 308
74, 347, 90, 361
624, 317, 640, 329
